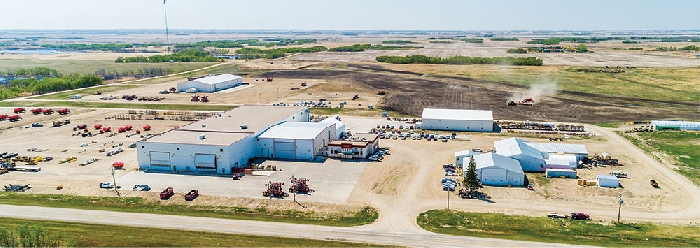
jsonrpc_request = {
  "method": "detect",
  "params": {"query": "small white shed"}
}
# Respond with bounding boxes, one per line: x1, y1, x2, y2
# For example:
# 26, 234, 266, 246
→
454, 150, 480, 168
596, 174, 620, 188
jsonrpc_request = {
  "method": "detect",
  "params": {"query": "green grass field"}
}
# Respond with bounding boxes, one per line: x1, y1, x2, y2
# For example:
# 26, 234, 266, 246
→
0, 218, 380, 247
0, 193, 378, 227
0, 101, 236, 111
619, 131, 700, 185
0, 58, 215, 75
417, 210, 700, 247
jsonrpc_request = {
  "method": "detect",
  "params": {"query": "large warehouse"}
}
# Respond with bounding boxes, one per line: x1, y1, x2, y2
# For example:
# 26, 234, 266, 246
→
258, 122, 336, 160
494, 137, 546, 172
420, 108, 493, 132
468, 153, 525, 186
177, 74, 243, 93
136, 106, 310, 174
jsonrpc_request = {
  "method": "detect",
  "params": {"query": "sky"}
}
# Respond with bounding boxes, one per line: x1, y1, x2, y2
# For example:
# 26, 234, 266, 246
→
1, 0, 699, 31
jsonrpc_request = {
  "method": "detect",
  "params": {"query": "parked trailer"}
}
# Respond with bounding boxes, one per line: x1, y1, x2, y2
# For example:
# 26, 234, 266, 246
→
7, 164, 41, 172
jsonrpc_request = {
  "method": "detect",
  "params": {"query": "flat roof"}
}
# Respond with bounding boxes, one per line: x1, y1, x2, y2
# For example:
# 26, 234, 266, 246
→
259, 122, 334, 140
195, 74, 242, 85
422, 108, 493, 121
143, 105, 307, 145
531, 143, 588, 155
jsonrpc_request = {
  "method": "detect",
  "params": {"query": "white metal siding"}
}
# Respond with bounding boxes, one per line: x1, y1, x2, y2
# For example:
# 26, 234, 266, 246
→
421, 118, 493, 132
274, 140, 295, 159
194, 154, 216, 169
479, 168, 507, 186
149, 151, 171, 166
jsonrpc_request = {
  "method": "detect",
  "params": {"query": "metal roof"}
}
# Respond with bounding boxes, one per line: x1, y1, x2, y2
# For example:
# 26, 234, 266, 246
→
143, 105, 307, 145
596, 174, 619, 180
651, 120, 700, 130
545, 154, 578, 167
454, 150, 479, 157
494, 137, 544, 159
259, 122, 335, 140
531, 143, 588, 155
194, 74, 242, 85
422, 108, 493, 121
473, 153, 524, 173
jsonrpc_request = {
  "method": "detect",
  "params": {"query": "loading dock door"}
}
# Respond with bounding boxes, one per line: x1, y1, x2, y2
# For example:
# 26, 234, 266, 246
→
480, 168, 505, 185
274, 141, 295, 159
194, 154, 216, 169
149, 151, 171, 166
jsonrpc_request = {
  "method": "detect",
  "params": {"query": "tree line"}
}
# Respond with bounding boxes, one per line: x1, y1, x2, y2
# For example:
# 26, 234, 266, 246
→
94, 67, 173, 80
174, 39, 317, 49
329, 44, 422, 52
462, 38, 484, 43
0, 67, 59, 77
375, 55, 543, 66
527, 37, 610, 45
235, 46, 327, 59
0, 73, 102, 100
382, 40, 417, 44
654, 45, 700, 51
490, 37, 519, 41
114, 48, 224, 63
0, 224, 73, 247
41, 43, 163, 51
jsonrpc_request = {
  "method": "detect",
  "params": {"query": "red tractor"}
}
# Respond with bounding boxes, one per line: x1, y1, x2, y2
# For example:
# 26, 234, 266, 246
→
0, 114, 8, 121
31, 108, 42, 115
58, 108, 70, 115
125, 125, 133, 131
73, 124, 87, 131
266, 77, 273, 82
289, 177, 314, 194
42, 108, 54, 115
143, 125, 151, 131
118, 127, 127, 133
263, 181, 289, 198
159, 187, 174, 200
94, 124, 103, 130
200, 96, 209, 103
8, 115, 21, 122
190, 95, 200, 102
184, 190, 199, 201
13, 108, 25, 113
100, 126, 112, 133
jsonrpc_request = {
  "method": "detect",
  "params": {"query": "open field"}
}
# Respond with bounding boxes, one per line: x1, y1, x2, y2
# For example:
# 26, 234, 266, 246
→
417, 210, 700, 247
619, 130, 700, 186
0, 54, 215, 75
0, 217, 379, 247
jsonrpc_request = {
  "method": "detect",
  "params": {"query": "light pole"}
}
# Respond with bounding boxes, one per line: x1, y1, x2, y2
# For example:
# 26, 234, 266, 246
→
111, 166, 120, 197
617, 194, 624, 223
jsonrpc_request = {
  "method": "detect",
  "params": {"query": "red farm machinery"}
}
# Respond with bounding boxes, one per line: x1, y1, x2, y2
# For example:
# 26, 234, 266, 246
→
289, 177, 314, 194
263, 181, 289, 198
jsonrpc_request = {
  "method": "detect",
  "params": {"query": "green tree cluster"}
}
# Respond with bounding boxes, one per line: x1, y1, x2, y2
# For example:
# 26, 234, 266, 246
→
330, 44, 423, 52
115, 48, 224, 63
506, 48, 528, 54
622, 40, 640, 44
235, 46, 327, 59
0, 67, 59, 77
429, 40, 455, 44
0, 73, 102, 100
490, 37, 519, 41
0, 224, 74, 247
381, 40, 416, 44
462, 38, 484, 43
463, 156, 480, 191
575, 44, 589, 53
680, 45, 700, 51
375, 55, 543, 66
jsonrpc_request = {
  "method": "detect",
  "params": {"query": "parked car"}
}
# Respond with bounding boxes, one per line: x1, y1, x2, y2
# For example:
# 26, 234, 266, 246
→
99, 182, 120, 189
133, 184, 151, 191
571, 212, 591, 220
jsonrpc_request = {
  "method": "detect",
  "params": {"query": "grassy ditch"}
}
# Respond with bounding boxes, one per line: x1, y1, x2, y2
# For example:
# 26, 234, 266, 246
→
0, 217, 378, 247
0, 101, 236, 111
0, 193, 378, 227
417, 210, 700, 247
618, 131, 700, 186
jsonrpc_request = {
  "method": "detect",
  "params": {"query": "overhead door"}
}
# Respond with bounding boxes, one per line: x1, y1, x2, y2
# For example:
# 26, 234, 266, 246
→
149, 151, 171, 166
274, 141, 295, 159
480, 168, 506, 186
194, 154, 216, 170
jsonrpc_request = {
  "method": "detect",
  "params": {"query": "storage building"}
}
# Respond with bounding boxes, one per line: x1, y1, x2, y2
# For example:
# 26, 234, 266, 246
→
454, 150, 480, 168
137, 106, 309, 174
544, 154, 579, 169
327, 133, 379, 159
467, 153, 525, 186
651, 120, 700, 131
545, 169, 577, 178
320, 115, 346, 139
258, 122, 337, 160
596, 174, 620, 188
177, 74, 243, 93
494, 137, 546, 172
530, 142, 588, 163
420, 108, 493, 132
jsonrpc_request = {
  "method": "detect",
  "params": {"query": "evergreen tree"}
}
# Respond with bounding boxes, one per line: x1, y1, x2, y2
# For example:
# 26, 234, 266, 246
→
464, 156, 480, 191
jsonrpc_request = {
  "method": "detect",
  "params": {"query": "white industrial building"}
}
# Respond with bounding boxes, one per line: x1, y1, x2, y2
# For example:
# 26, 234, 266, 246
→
530, 142, 588, 163
494, 137, 546, 172
320, 116, 346, 139
651, 120, 700, 131
596, 174, 620, 188
258, 122, 336, 160
177, 74, 243, 93
544, 154, 579, 169
467, 153, 525, 186
327, 133, 379, 159
454, 150, 480, 168
136, 106, 311, 174
420, 108, 493, 132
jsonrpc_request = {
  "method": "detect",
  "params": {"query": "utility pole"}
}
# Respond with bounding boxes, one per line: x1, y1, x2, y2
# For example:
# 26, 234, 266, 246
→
163, 0, 171, 57
617, 194, 624, 223
111, 166, 120, 197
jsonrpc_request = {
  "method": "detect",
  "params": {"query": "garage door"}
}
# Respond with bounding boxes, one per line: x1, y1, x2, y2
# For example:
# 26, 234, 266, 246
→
149, 151, 171, 166
480, 168, 505, 185
274, 141, 295, 159
194, 154, 216, 170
